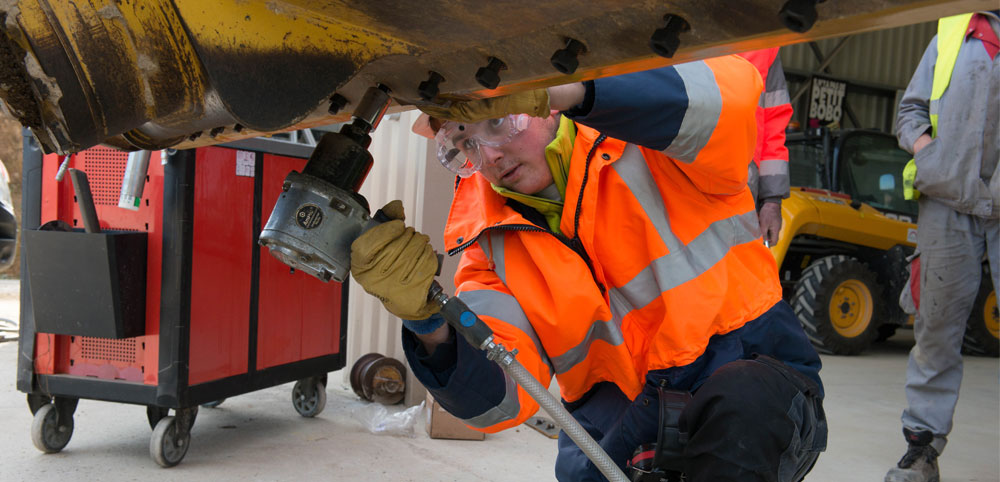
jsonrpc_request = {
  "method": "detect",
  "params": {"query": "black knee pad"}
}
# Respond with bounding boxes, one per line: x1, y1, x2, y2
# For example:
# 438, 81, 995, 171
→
679, 355, 827, 482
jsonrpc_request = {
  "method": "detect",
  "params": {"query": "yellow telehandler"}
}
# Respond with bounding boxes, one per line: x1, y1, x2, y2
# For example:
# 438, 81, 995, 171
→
774, 128, 997, 357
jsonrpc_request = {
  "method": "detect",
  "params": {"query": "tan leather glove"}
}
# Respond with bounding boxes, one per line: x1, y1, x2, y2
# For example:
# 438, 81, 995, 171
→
419, 89, 551, 124
350, 201, 441, 320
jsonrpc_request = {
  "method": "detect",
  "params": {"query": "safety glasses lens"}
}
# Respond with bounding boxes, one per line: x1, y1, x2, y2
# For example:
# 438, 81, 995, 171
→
437, 143, 480, 178
433, 114, 528, 177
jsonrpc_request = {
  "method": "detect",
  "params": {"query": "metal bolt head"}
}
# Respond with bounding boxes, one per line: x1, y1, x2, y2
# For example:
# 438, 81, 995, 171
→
475, 66, 501, 89
551, 38, 587, 75
779, 0, 820, 33
475, 57, 507, 89
418, 71, 445, 100
551, 50, 579, 75
328, 93, 349, 114
649, 14, 690, 58
417, 81, 439, 100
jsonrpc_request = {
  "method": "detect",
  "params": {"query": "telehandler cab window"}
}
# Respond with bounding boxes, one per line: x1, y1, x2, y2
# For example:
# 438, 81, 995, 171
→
838, 132, 917, 217
787, 141, 825, 189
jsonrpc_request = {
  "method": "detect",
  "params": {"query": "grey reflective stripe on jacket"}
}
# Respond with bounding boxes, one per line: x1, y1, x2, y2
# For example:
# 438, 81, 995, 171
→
666, 61, 723, 163
452, 281, 536, 428
459, 286, 554, 375
460, 368, 521, 429
761, 55, 791, 108
758, 158, 790, 202
474, 233, 618, 377
896, 14, 1000, 218
608, 144, 763, 318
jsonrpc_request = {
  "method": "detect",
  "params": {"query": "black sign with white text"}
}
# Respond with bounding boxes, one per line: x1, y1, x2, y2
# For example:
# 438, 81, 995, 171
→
808, 76, 847, 127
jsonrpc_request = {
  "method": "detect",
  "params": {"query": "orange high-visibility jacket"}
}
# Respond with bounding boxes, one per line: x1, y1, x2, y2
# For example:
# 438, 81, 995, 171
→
442, 56, 781, 432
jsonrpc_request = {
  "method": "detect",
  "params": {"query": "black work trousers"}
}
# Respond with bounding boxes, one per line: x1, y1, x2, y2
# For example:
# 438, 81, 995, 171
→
555, 301, 827, 482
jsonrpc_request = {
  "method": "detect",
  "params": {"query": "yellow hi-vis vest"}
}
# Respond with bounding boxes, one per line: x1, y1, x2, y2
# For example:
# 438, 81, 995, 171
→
903, 12, 974, 200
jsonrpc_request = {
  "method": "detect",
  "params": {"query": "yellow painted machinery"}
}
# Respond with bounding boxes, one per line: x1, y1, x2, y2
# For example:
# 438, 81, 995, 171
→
775, 128, 997, 356
0, 0, 995, 155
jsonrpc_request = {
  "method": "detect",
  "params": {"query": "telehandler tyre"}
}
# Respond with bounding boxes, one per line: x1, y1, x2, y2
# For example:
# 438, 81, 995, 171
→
962, 269, 998, 358
793, 255, 883, 355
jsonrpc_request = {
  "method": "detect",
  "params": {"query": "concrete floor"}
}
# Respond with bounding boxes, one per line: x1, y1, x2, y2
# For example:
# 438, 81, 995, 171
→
0, 281, 997, 481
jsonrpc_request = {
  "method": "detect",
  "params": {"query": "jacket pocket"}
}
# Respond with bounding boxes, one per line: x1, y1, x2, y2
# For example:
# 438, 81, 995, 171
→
911, 137, 946, 197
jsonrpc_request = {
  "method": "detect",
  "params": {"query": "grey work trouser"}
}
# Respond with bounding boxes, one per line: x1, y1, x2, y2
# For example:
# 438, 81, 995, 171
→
902, 197, 1000, 454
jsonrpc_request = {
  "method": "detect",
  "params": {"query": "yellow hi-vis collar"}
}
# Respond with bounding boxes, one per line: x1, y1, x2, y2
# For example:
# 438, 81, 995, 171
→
491, 115, 576, 233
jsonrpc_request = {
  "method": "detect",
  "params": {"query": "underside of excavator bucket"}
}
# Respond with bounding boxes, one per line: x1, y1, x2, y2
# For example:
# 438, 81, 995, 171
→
0, 0, 993, 154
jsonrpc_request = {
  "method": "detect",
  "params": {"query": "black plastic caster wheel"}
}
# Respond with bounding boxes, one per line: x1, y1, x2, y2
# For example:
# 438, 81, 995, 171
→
31, 404, 73, 453
150, 416, 190, 467
292, 378, 327, 417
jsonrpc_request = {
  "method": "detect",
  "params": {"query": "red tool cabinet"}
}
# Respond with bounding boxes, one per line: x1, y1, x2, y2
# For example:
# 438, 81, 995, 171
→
16, 133, 347, 467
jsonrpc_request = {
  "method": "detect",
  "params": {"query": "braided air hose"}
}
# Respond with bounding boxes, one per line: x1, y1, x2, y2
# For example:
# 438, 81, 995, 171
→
498, 354, 628, 482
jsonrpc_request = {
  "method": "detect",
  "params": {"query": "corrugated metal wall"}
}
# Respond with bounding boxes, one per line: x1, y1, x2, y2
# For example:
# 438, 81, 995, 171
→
342, 110, 460, 406
780, 21, 936, 132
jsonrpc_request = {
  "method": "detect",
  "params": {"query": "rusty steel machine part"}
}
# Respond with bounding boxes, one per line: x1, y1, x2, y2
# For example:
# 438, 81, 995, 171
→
350, 354, 407, 406
524, 416, 561, 439
350, 353, 386, 400
0, 0, 994, 154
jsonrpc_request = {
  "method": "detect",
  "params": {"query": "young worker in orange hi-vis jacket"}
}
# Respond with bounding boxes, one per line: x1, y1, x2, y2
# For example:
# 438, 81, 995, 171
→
350, 56, 827, 481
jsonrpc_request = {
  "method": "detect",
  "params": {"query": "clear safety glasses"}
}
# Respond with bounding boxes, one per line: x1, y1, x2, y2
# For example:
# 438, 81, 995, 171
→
434, 114, 530, 177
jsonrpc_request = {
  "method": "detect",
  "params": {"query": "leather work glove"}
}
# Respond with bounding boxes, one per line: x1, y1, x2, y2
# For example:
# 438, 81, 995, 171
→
351, 200, 441, 321
758, 201, 783, 247
419, 89, 551, 124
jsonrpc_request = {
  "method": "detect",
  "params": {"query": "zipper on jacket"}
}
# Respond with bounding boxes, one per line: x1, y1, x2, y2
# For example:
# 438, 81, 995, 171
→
447, 223, 547, 256
568, 134, 607, 295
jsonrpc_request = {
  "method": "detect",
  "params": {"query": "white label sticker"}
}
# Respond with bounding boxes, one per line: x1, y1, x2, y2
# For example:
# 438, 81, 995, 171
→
236, 150, 255, 177
907, 228, 917, 244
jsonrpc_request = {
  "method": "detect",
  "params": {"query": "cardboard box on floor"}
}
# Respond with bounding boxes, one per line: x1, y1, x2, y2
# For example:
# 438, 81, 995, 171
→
425, 392, 486, 440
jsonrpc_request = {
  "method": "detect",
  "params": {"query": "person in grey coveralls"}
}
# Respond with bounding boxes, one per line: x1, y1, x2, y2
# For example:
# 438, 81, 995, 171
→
886, 10, 999, 482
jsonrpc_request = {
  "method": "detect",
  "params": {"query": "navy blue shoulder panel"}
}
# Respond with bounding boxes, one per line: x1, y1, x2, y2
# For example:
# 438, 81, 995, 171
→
565, 66, 689, 151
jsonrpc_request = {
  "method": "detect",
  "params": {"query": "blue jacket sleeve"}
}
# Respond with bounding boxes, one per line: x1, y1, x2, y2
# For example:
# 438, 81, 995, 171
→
401, 326, 509, 421
564, 65, 690, 151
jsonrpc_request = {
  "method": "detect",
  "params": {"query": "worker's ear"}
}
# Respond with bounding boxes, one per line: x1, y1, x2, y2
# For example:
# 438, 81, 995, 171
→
411, 114, 438, 139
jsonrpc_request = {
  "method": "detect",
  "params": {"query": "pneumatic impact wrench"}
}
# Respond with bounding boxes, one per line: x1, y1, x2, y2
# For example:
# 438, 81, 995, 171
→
258, 86, 628, 482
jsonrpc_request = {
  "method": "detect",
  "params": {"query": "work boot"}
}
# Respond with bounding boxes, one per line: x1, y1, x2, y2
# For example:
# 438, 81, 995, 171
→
885, 429, 939, 482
